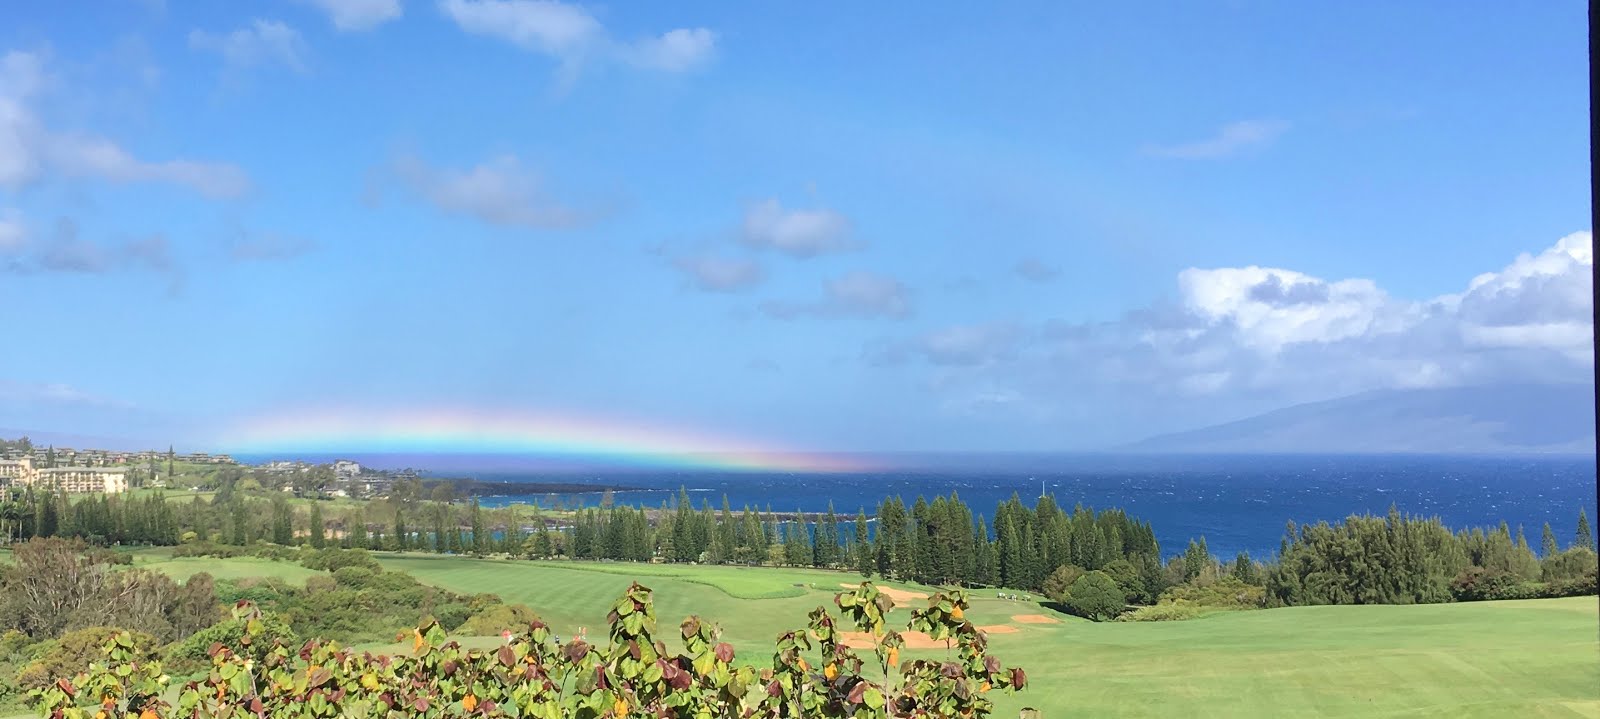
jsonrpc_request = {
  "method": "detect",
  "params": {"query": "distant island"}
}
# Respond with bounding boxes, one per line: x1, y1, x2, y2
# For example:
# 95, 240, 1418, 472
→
1126, 383, 1596, 454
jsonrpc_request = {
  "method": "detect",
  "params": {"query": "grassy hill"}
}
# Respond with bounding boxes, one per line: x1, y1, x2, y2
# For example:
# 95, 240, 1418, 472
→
19, 550, 1599, 718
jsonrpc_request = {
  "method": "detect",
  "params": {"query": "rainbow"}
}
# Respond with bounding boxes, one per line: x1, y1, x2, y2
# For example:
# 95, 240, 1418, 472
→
216, 407, 868, 473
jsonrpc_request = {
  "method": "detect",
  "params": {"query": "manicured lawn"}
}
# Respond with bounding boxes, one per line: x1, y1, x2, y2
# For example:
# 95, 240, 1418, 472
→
4, 550, 1595, 717
374, 555, 1600, 719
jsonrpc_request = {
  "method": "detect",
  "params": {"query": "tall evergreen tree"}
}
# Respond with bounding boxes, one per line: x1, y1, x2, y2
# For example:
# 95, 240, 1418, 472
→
854, 510, 872, 577
308, 502, 326, 548
1577, 510, 1594, 551
470, 498, 485, 555
1541, 522, 1559, 558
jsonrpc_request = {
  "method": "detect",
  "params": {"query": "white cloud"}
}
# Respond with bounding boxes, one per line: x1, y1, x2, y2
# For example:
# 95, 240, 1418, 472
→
1177, 266, 1394, 352
439, 0, 602, 56
47, 135, 251, 198
879, 231, 1594, 421
625, 28, 717, 72
1143, 119, 1289, 159
388, 154, 585, 228
741, 199, 854, 258
189, 19, 309, 73
0, 51, 249, 197
764, 271, 910, 320
299, 0, 404, 31
671, 253, 764, 292
438, 0, 716, 78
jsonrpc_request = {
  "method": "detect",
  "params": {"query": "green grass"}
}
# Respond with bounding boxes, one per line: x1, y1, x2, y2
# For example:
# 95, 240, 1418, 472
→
370, 555, 1598, 719
5, 550, 1596, 718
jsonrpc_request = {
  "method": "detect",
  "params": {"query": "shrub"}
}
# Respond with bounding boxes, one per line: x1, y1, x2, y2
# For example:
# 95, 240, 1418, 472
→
331, 566, 377, 588
163, 613, 299, 677
1116, 602, 1206, 622
36, 583, 1027, 718
15, 627, 158, 692
1543, 569, 1598, 598
1064, 570, 1126, 621
300, 547, 382, 573
427, 603, 475, 633
1542, 547, 1599, 583
1159, 576, 1266, 609
1450, 567, 1521, 601
455, 604, 540, 636
1041, 565, 1086, 603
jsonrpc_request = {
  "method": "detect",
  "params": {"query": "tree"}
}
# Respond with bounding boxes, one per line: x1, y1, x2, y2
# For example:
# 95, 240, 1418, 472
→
308, 503, 326, 549
1577, 510, 1594, 552
1231, 551, 1260, 585
1064, 570, 1125, 621
470, 499, 485, 555
1041, 565, 1085, 603
854, 510, 872, 577
1541, 522, 1559, 558
270, 496, 293, 545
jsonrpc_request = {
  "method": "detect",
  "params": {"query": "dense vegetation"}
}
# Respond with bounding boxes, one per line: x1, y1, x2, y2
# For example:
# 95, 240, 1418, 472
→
33, 582, 1025, 718
3, 472, 1595, 625
0, 540, 535, 708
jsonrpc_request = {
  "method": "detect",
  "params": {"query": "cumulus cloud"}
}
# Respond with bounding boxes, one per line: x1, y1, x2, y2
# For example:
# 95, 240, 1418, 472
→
438, 0, 716, 78
763, 271, 911, 320
0, 50, 249, 197
1143, 119, 1289, 159
740, 199, 854, 258
878, 231, 1594, 421
299, 0, 403, 31
189, 19, 309, 73
670, 253, 764, 292
1015, 258, 1059, 283
387, 154, 587, 229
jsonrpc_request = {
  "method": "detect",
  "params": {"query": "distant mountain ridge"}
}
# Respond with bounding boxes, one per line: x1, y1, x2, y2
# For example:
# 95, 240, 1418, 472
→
1126, 384, 1596, 454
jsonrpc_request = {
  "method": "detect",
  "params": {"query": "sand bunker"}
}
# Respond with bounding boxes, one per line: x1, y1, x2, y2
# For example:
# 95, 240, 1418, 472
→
837, 624, 1017, 650
837, 584, 929, 604
838, 631, 949, 650
1011, 614, 1060, 624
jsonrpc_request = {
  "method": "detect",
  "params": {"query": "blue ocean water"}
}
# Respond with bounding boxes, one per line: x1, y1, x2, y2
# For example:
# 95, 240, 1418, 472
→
442, 454, 1598, 560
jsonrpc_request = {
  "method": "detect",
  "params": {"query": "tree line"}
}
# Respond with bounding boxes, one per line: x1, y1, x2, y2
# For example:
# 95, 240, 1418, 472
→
4, 483, 1594, 613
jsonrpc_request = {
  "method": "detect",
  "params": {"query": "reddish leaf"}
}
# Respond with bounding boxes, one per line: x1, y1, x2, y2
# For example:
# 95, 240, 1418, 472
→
1011, 667, 1027, 688
497, 645, 516, 667
846, 681, 866, 705
714, 642, 734, 663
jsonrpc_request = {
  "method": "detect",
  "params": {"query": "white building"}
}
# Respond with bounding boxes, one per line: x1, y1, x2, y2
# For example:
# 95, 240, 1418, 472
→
0, 457, 128, 493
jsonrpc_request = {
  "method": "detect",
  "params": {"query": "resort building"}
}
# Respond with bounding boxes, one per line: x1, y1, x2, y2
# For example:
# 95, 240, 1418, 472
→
27, 467, 129, 494
0, 456, 33, 483
0, 457, 128, 493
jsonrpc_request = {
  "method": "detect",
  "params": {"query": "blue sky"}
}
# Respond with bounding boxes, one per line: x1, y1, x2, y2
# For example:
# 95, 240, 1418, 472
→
0, 1, 1591, 454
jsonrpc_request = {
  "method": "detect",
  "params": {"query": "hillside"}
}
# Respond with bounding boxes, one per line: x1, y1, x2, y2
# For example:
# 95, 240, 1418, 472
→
1126, 384, 1595, 454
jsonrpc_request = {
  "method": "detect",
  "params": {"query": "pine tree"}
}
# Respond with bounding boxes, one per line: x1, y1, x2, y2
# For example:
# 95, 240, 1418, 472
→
1577, 510, 1594, 551
270, 496, 293, 545
854, 510, 872, 577
394, 512, 408, 551
309, 502, 326, 548
1541, 522, 1558, 558
470, 498, 485, 555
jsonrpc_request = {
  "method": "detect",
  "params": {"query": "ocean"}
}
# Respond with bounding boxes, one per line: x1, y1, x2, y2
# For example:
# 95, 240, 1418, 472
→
408, 453, 1600, 560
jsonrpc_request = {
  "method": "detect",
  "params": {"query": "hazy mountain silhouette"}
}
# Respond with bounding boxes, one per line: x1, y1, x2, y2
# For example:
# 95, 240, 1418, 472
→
1126, 384, 1595, 454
